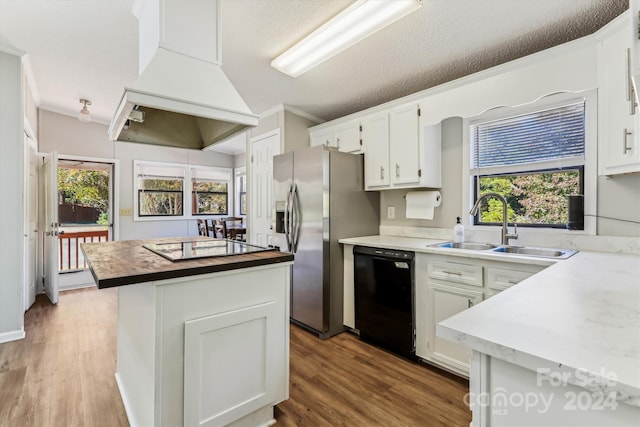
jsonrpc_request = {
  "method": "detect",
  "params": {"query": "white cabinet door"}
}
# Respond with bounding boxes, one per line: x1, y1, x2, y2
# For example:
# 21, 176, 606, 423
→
362, 112, 390, 189
184, 301, 279, 427
310, 127, 334, 148
334, 120, 361, 153
599, 23, 640, 175
389, 103, 420, 185
428, 282, 483, 375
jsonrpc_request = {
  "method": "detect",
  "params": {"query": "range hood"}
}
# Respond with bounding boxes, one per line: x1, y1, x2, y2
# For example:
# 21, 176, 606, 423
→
108, 0, 258, 150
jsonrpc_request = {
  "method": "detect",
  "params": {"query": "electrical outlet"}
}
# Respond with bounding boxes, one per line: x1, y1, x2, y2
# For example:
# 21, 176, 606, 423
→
120, 208, 132, 216
387, 206, 395, 219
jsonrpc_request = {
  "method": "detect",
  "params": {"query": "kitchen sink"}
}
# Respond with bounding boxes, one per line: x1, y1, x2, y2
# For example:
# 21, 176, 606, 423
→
491, 245, 577, 259
428, 241, 577, 259
429, 242, 497, 250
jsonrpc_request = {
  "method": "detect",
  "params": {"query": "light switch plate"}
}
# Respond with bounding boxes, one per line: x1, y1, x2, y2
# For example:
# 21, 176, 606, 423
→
120, 208, 132, 216
387, 206, 395, 219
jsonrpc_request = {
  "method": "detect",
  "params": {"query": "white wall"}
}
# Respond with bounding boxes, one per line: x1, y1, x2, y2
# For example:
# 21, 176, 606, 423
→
38, 110, 236, 241
0, 50, 25, 342
116, 141, 234, 240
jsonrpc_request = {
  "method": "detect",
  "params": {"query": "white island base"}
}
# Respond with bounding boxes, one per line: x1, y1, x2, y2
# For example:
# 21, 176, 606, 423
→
469, 351, 640, 426
114, 263, 291, 427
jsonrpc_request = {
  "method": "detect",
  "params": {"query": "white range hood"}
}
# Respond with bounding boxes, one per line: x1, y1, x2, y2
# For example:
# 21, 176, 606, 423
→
108, 0, 258, 150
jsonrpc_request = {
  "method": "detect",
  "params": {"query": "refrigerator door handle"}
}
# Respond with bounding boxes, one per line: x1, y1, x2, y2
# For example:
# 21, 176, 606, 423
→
291, 183, 301, 253
284, 184, 293, 252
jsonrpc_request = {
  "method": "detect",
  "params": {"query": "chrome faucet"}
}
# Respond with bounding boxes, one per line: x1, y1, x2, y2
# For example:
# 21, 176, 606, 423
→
470, 192, 518, 245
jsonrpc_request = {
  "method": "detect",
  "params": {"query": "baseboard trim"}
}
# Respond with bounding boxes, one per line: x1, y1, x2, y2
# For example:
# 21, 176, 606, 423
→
115, 372, 137, 427
0, 329, 25, 344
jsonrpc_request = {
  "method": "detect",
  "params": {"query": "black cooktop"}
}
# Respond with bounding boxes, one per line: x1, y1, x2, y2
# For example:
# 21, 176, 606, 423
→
143, 239, 273, 262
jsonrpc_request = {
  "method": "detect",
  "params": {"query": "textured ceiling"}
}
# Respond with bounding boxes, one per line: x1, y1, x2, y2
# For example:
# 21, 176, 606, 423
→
0, 0, 628, 130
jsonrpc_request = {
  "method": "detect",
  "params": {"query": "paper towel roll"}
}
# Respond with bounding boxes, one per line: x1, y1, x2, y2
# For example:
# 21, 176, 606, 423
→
406, 191, 442, 220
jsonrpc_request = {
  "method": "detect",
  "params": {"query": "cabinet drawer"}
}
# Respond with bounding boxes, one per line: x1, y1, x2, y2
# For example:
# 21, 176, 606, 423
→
428, 261, 483, 287
487, 267, 535, 291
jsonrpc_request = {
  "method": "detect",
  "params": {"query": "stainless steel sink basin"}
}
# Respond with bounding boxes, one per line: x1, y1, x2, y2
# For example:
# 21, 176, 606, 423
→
428, 241, 577, 259
491, 245, 577, 259
429, 242, 497, 250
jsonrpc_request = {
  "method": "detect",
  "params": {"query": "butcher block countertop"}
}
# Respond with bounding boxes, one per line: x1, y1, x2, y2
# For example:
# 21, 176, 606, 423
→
81, 237, 294, 289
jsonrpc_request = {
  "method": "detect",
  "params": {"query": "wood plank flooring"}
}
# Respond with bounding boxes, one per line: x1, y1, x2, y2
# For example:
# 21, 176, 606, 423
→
0, 287, 471, 427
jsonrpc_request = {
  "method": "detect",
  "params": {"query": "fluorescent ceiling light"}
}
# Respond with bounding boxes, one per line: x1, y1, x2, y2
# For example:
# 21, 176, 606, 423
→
271, 0, 422, 78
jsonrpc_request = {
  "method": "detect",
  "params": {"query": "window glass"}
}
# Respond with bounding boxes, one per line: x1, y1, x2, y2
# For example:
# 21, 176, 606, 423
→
137, 164, 185, 217
470, 100, 585, 228
237, 173, 247, 215
191, 167, 231, 215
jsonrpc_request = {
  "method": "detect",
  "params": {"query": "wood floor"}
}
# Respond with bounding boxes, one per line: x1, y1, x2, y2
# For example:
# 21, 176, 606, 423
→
0, 287, 471, 427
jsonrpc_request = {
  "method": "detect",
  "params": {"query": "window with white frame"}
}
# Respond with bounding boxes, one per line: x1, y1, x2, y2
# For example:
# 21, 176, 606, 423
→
191, 166, 232, 215
136, 163, 185, 217
134, 161, 233, 220
235, 168, 247, 216
469, 96, 587, 229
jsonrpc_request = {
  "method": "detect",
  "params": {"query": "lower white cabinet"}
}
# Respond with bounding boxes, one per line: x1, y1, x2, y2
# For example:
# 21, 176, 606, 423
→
415, 253, 547, 376
428, 283, 483, 373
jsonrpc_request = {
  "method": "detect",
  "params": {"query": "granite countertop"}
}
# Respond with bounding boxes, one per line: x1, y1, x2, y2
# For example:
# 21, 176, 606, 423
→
81, 236, 294, 289
339, 234, 640, 407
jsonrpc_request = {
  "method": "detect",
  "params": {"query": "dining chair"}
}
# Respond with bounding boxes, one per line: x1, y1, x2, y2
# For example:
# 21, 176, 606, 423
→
213, 219, 227, 239
223, 217, 245, 241
196, 219, 208, 236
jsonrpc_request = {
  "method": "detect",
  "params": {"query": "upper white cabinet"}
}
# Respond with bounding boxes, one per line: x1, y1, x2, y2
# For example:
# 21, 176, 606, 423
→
598, 17, 640, 175
310, 119, 362, 153
361, 112, 390, 188
334, 120, 362, 153
389, 104, 420, 184
362, 103, 441, 191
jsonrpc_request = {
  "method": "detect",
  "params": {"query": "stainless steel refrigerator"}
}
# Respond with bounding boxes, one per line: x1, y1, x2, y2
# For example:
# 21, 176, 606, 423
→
273, 145, 380, 339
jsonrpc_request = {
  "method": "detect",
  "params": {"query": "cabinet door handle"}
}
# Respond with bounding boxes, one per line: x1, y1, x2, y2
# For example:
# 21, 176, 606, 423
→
508, 280, 519, 285
380, 166, 384, 180
336, 137, 341, 148
443, 270, 462, 276
624, 128, 632, 154
468, 299, 473, 308
396, 163, 400, 178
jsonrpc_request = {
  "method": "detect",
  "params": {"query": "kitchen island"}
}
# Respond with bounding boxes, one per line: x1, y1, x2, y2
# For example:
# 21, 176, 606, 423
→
82, 237, 294, 427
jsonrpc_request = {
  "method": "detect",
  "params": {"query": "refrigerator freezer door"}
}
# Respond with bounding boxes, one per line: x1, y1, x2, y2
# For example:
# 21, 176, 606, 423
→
290, 146, 327, 332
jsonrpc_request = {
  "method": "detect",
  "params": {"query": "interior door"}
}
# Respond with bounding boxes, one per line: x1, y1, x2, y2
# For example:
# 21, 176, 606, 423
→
43, 151, 59, 304
24, 135, 38, 311
249, 130, 280, 246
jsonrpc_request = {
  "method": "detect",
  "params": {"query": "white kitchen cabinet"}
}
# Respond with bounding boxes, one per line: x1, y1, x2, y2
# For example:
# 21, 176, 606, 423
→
362, 112, 390, 188
416, 254, 547, 375
389, 103, 421, 185
598, 18, 640, 175
334, 120, 362, 153
310, 127, 334, 148
363, 104, 441, 191
486, 266, 539, 293
428, 282, 483, 374
309, 120, 362, 153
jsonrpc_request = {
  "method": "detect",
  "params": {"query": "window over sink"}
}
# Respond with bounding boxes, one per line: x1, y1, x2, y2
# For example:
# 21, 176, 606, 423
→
464, 90, 597, 233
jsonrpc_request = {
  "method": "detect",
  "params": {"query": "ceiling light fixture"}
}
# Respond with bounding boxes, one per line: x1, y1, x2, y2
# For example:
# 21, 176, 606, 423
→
79, 98, 92, 123
271, 0, 422, 78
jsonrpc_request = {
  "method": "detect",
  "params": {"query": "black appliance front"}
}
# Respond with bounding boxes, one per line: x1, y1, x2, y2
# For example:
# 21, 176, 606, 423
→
353, 245, 415, 359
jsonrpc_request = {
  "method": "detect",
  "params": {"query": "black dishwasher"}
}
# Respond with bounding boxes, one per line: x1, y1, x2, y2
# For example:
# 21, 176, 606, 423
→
353, 245, 415, 359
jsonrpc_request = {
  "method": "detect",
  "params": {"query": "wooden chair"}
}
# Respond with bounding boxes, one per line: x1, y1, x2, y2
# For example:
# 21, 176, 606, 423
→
222, 217, 245, 241
196, 219, 209, 236
213, 219, 227, 239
